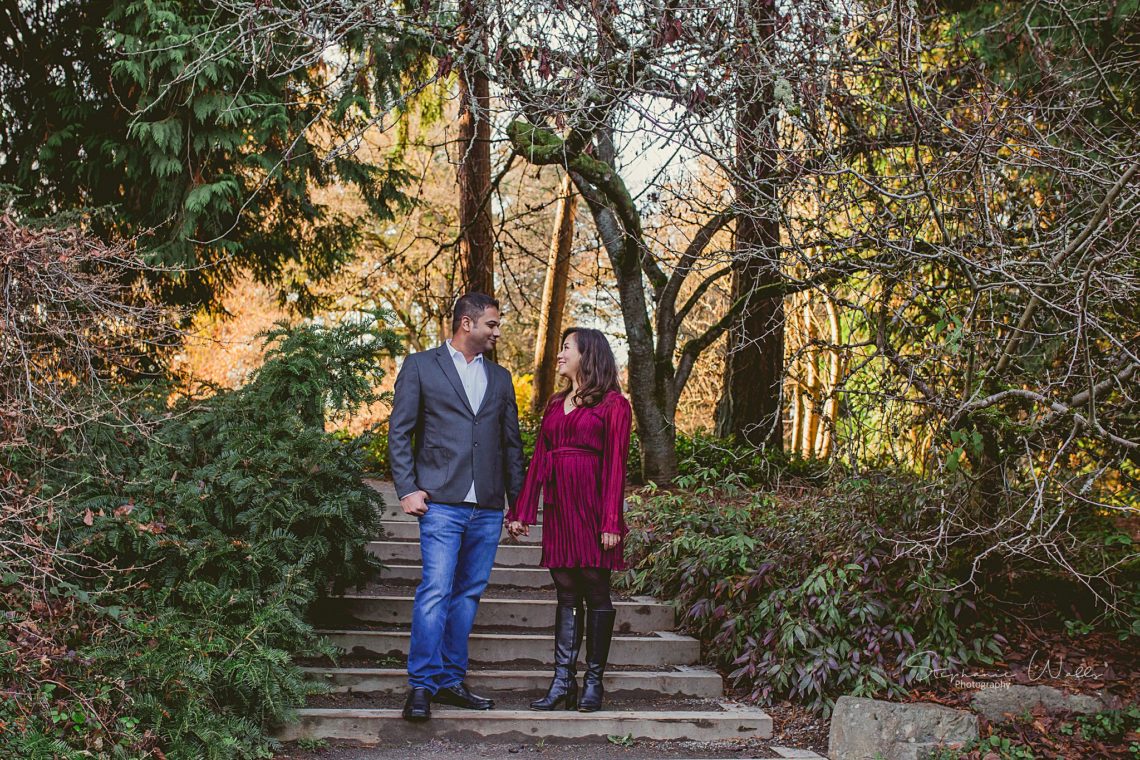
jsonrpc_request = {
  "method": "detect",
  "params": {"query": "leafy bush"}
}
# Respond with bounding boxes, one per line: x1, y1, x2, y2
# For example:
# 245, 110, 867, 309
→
2, 316, 397, 758
356, 427, 392, 478
674, 429, 828, 489
623, 473, 1006, 716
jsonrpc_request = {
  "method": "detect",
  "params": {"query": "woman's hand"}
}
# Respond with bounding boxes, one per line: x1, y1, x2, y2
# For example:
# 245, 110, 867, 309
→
506, 520, 530, 539
601, 532, 620, 550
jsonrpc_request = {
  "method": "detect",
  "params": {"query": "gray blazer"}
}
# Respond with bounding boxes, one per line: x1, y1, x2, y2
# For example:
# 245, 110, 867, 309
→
387, 344, 525, 509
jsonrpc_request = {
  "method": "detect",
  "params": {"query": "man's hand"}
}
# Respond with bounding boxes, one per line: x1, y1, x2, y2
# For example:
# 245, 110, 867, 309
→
400, 490, 429, 517
506, 520, 529, 539
601, 532, 620, 550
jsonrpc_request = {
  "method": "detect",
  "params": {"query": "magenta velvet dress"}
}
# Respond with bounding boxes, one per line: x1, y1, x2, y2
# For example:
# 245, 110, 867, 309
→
508, 390, 633, 570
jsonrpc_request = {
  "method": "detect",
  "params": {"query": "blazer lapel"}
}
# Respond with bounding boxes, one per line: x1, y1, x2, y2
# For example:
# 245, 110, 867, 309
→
433, 345, 475, 416
478, 359, 497, 418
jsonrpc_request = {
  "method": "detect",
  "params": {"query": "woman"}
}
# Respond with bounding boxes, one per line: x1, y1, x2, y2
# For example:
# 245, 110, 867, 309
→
506, 327, 632, 713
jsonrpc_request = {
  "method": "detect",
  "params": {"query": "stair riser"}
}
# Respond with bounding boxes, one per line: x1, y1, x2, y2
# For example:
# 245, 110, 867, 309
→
302, 668, 723, 698
274, 708, 772, 743
380, 521, 543, 544
376, 505, 542, 523
380, 565, 553, 588
322, 631, 699, 667
319, 597, 674, 634
369, 542, 541, 568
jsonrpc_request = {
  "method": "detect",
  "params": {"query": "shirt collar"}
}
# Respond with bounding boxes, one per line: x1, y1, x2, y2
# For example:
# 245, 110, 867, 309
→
446, 339, 483, 364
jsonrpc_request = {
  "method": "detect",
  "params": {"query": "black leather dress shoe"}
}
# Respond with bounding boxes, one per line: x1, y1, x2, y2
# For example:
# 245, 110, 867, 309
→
433, 682, 494, 710
402, 687, 431, 721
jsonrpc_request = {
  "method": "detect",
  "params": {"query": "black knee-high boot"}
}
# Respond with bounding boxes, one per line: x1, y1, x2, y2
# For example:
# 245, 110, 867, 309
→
530, 604, 583, 710
577, 608, 616, 712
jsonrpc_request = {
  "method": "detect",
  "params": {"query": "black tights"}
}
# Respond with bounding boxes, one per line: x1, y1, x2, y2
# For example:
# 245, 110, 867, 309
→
549, 568, 613, 612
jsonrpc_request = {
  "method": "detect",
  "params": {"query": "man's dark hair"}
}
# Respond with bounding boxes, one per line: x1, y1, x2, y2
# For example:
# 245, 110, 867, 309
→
451, 292, 500, 332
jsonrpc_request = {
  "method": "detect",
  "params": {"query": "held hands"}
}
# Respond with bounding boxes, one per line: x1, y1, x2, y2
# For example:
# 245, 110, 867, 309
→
400, 490, 429, 517
504, 519, 616, 548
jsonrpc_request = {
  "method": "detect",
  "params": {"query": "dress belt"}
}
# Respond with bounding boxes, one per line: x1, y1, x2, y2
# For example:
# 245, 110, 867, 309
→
551, 446, 600, 456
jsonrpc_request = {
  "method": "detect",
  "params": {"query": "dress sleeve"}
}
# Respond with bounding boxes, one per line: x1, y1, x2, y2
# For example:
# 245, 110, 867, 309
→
599, 393, 633, 534
507, 399, 555, 525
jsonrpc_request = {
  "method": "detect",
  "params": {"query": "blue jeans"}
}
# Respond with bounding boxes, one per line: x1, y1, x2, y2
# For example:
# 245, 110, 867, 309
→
407, 502, 502, 692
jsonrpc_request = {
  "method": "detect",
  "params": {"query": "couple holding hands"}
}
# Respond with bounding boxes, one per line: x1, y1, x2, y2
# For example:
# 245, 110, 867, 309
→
387, 292, 633, 722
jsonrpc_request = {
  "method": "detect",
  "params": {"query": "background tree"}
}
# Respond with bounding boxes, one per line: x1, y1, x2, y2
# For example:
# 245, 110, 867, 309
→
125, 0, 1138, 593
531, 173, 578, 412
0, 0, 416, 311
715, 0, 786, 451
454, 0, 496, 296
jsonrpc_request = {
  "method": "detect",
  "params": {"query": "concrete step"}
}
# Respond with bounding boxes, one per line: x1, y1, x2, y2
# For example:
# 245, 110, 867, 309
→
302, 665, 723, 698
377, 503, 543, 523
368, 540, 541, 568
379, 564, 552, 588
317, 595, 675, 633
379, 520, 543, 544
320, 629, 700, 667
273, 702, 773, 743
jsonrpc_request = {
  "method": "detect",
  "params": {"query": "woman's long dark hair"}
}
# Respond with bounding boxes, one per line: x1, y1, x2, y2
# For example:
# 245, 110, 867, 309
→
556, 327, 621, 408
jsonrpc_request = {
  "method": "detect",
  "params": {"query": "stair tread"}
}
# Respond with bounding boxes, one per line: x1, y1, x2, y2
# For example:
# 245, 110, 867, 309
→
331, 590, 660, 604
296, 656, 696, 673
378, 565, 547, 569
378, 520, 543, 543
369, 539, 540, 546
318, 627, 693, 639
333, 581, 636, 601
301, 696, 760, 715
301, 665, 716, 675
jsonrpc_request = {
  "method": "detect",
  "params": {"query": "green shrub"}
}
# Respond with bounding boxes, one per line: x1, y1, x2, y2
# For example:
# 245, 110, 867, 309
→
358, 427, 392, 478
674, 429, 828, 489
1, 315, 398, 758
623, 474, 1005, 717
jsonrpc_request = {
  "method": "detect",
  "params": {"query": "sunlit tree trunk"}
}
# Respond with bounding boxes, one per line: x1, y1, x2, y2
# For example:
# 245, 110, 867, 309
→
790, 377, 804, 456
816, 297, 842, 458
802, 300, 820, 460
532, 173, 577, 412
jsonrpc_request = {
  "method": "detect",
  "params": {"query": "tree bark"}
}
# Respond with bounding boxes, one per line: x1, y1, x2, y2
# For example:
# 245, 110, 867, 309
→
800, 299, 819, 458
456, 0, 494, 297
715, 0, 785, 450
816, 297, 842, 458
509, 120, 737, 483
532, 173, 577, 412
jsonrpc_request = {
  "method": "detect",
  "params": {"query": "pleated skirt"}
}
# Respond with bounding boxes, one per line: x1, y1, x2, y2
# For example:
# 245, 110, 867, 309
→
540, 450, 626, 570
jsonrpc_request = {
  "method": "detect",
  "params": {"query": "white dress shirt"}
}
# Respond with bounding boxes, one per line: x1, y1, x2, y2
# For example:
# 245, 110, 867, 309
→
446, 340, 486, 503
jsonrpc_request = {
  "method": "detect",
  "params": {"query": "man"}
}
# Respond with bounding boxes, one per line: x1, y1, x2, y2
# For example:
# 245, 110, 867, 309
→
387, 292, 526, 722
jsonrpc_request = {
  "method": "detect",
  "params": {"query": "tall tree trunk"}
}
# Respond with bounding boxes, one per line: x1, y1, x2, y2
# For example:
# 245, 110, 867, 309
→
715, 0, 784, 450
816, 297, 842, 458
532, 174, 577, 412
800, 300, 819, 458
506, 122, 683, 483
456, 0, 494, 297
790, 375, 804, 457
